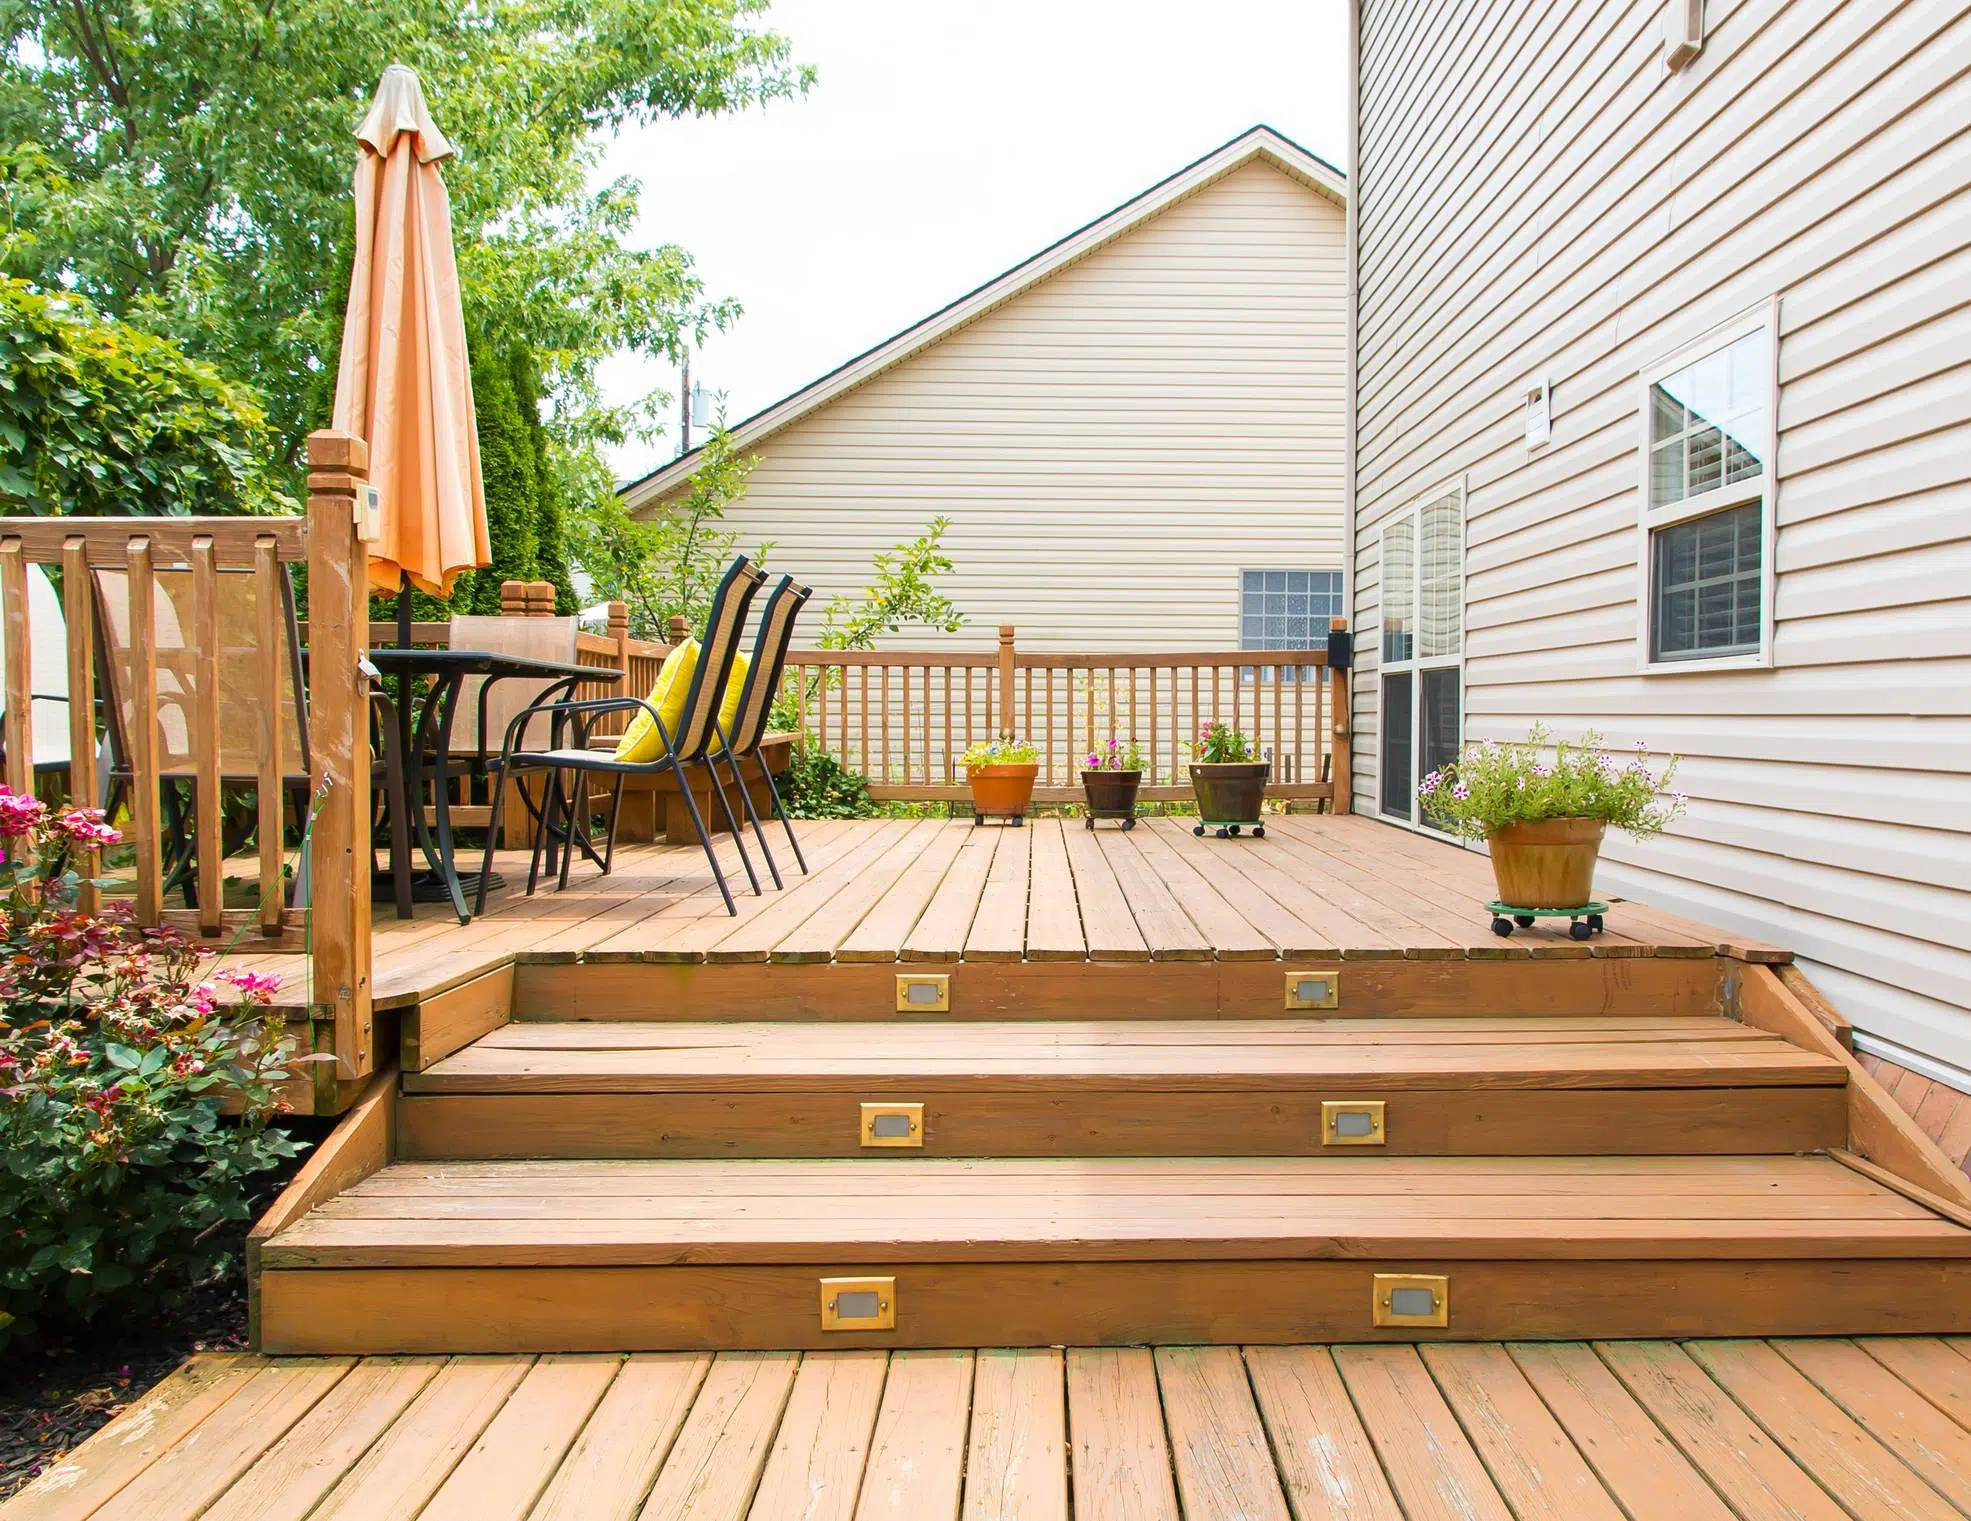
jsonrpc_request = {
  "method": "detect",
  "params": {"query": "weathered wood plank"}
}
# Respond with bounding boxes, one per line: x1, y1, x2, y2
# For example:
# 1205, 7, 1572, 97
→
1855, 1336, 1971, 1434
201, 1357, 444, 1521
1333, 1345, 1513, 1521
1596, 1341, 1848, 1521
747, 1351, 888, 1521
1419, 1344, 1624, 1520
638, 1352, 799, 1521
295, 1356, 532, 1520
530, 1354, 711, 1521
418, 1353, 620, 1521
961, 1348, 1066, 1521
1154, 1346, 1289, 1521
1245, 1346, 1400, 1521
1064, 1349, 1180, 1521
1699, 1339, 1966, 1518
852, 1350, 973, 1521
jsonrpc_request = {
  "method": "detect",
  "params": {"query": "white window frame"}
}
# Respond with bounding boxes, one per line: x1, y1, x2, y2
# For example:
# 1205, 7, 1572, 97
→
1377, 478, 1466, 836
1634, 299, 1778, 675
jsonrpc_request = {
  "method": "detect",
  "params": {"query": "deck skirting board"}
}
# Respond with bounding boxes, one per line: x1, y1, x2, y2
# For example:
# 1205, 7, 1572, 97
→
256, 1259, 1971, 1355
509, 956, 1728, 1020
394, 1087, 1847, 1161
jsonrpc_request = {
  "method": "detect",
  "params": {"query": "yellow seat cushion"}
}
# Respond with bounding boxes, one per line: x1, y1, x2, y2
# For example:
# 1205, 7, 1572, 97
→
716, 650, 750, 745
614, 637, 699, 763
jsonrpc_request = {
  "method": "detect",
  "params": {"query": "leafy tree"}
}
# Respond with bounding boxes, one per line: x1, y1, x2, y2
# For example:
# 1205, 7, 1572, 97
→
448, 337, 576, 615
815, 516, 965, 650
0, 0, 813, 485
571, 425, 765, 637
0, 277, 277, 516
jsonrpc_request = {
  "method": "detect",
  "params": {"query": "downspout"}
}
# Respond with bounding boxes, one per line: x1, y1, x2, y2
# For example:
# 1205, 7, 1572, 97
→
1342, 0, 1362, 814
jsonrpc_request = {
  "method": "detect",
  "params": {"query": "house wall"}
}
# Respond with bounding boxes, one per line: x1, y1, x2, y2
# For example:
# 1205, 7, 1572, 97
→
660, 159, 1346, 653
1350, 0, 1971, 1067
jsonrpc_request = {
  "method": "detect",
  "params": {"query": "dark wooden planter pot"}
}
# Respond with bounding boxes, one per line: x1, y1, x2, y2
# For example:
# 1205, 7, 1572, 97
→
1486, 816, 1606, 907
1081, 769, 1142, 828
1188, 761, 1270, 824
967, 763, 1038, 824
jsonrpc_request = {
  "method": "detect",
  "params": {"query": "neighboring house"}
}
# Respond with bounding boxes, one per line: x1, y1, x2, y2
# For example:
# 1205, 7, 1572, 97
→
622, 126, 1348, 654
1347, 1, 1971, 1076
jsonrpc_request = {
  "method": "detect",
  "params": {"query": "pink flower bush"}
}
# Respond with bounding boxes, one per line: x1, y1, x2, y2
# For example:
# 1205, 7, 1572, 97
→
0, 785, 304, 1344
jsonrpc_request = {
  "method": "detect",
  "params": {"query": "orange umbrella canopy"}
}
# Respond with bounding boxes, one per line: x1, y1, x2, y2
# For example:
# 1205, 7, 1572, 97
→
332, 64, 490, 597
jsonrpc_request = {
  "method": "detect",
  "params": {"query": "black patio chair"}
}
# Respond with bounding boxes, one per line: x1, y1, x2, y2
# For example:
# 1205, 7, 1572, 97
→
709, 574, 813, 881
479, 555, 768, 916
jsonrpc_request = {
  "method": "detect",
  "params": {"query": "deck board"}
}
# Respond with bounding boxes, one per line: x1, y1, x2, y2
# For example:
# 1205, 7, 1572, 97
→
15, 1340, 1971, 1521
208, 817, 1788, 1017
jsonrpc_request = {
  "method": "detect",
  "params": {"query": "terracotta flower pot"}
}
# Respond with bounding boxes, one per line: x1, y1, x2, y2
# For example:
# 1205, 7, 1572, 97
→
967, 762, 1038, 822
1486, 816, 1606, 908
1188, 761, 1270, 825
1081, 769, 1142, 827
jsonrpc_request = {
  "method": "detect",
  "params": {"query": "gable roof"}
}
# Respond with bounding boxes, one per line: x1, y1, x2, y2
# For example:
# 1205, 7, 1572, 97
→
622, 124, 1346, 513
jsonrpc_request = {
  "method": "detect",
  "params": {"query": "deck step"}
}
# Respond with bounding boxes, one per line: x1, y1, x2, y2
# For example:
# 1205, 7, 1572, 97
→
256, 1155, 1971, 1352
397, 1017, 1848, 1159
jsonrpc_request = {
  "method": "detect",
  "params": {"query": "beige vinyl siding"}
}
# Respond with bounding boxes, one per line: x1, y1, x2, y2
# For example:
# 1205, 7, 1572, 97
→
655, 159, 1346, 652
1351, 0, 1971, 1066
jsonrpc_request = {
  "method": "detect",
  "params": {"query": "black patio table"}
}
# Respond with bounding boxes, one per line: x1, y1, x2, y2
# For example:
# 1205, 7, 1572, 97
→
367, 647, 622, 924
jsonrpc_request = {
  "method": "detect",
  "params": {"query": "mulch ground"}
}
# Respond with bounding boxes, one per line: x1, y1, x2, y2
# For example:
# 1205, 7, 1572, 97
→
0, 1124, 326, 1502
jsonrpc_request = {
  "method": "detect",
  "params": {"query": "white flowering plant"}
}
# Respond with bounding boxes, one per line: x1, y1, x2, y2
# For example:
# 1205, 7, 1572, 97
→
1419, 726, 1686, 841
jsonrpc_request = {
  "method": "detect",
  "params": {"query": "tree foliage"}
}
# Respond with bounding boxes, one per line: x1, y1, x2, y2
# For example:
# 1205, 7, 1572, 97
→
571, 426, 764, 637
814, 515, 965, 650
0, 0, 813, 478
0, 277, 277, 516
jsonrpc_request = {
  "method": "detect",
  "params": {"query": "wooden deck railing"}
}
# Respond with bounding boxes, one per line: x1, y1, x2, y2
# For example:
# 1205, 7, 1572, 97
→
0, 430, 378, 1103
784, 624, 1351, 808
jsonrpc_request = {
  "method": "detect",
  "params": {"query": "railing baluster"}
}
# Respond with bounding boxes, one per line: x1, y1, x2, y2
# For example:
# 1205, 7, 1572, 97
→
1045, 669, 1055, 784
190, 536, 223, 936
127, 536, 163, 926
0, 537, 29, 797
254, 537, 286, 934
63, 537, 99, 912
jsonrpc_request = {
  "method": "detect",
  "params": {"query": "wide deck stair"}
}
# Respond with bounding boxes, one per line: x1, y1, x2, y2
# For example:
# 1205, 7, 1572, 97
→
255, 965, 1971, 1353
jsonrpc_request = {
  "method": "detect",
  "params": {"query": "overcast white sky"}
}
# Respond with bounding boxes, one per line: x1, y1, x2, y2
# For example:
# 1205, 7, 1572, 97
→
595, 0, 1351, 485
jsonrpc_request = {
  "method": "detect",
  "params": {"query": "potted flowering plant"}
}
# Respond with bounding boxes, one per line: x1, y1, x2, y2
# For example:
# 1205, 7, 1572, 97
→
1420, 726, 1686, 912
1080, 736, 1145, 828
0, 787, 302, 1344
1187, 720, 1270, 837
962, 737, 1040, 825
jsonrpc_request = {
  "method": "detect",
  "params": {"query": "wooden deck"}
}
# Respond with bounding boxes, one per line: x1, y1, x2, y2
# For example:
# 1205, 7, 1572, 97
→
224, 814, 1784, 1020
14, 1340, 1971, 1520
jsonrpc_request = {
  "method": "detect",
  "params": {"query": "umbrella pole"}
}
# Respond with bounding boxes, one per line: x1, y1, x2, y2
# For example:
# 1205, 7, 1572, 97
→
397, 569, 414, 647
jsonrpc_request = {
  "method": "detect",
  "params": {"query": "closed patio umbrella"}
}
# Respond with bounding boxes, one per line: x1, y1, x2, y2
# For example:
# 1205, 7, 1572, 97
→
332, 63, 489, 639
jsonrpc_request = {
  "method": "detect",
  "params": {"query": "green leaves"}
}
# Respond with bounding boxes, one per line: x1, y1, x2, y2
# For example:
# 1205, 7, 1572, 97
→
0, 0, 810, 480
1419, 725, 1688, 842
0, 277, 278, 515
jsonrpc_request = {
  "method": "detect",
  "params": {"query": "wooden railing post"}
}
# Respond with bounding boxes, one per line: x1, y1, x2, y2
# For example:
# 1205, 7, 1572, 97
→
306, 429, 375, 1101
1329, 615, 1352, 814
499, 579, 528, 617
997, 625, 1016, 739
667, 614, 690, 645
0, 536, 30, 797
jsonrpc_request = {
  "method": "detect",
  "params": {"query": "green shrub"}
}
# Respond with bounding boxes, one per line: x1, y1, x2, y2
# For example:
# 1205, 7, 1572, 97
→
776, 747, 876, 820
962, 738, 1038, 766
0, 789, 303, 1345
0, 278, 279, 517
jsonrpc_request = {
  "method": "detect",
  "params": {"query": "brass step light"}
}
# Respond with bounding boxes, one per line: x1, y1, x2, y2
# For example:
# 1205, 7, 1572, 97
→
820, 1276, 897, 1332
896, 973, 951, 1012
1373, 1273, 1449, 1328
860, 1102, 926, 1148
1321, 1099, 1387, 1146
1284, 970, 1340, 1010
